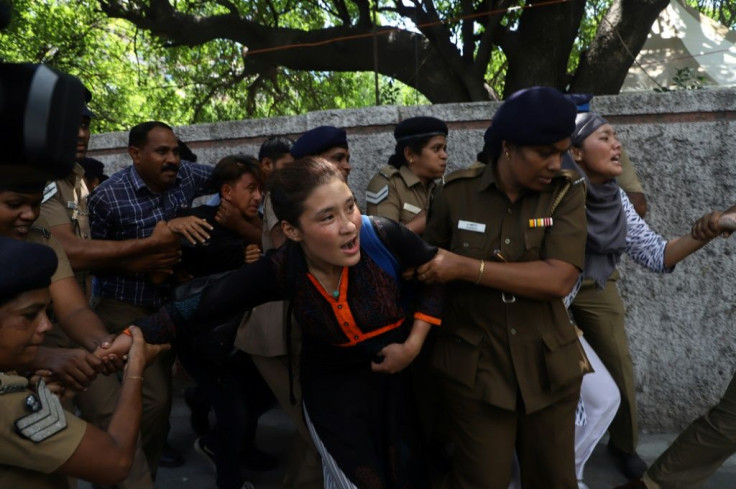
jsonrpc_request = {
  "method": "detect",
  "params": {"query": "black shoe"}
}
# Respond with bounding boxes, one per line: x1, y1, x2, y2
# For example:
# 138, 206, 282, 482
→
608, 444, 648, 480
241, 446, 279, 472
159, 442, 185, 468
185, 386, 210, 436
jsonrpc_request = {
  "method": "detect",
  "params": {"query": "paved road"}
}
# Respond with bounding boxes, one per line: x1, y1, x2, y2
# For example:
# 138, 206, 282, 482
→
84, 378, 736, 489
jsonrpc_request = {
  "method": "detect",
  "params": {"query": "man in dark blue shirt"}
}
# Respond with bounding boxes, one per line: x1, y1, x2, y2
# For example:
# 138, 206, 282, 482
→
87, 121, 215, 481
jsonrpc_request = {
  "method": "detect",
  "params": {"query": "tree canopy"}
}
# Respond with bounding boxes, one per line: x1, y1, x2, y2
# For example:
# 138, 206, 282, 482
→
0, 0, 732, 131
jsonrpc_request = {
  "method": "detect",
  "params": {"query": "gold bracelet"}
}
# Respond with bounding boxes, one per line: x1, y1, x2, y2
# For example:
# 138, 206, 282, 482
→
475, 259, 485, 284
125, 376, 143, 382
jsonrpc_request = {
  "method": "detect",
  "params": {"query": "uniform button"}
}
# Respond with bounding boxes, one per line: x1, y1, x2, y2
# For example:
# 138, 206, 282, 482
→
337, 305, 342, 309
353, 335, 359, 340
344, 322, 349, 327
504, 238, 511, 245
510, 328, 517, 335
463, 242, 469, 248
507, 208, 512, 214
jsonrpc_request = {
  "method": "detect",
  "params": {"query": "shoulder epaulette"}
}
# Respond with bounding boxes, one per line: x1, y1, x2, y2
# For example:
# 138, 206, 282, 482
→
29, 225, 51, 239
15, 380, 68, 443
0, 373, 28, 395
443, 164, 485, 185
556, 168, 584, 185
378, 165, 399, 179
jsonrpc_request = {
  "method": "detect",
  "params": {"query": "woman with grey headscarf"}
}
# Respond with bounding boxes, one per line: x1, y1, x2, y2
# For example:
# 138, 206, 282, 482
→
565, 112, 722, 483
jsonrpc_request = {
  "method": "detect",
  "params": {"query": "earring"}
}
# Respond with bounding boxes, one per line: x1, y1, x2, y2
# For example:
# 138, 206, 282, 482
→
505, 151, 511, 161
409, 158, 414, 165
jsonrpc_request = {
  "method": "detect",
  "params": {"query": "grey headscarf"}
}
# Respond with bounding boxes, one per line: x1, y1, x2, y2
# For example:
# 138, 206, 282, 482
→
571, 112, 628, 289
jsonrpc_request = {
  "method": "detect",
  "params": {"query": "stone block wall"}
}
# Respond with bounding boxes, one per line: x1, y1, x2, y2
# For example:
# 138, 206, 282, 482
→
89, 88, 736, 432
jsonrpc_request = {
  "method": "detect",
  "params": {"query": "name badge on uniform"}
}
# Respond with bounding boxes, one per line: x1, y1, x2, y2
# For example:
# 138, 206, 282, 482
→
528, 217, 553, 228
67, 201, 78, 210
458, 220, 486, 233
402, 202, 422, 214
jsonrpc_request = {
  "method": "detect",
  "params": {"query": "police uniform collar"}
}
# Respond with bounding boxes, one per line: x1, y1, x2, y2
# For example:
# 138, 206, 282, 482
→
478, 162, 500, 192
61, 162, 86, 186
399, 164, 424, 188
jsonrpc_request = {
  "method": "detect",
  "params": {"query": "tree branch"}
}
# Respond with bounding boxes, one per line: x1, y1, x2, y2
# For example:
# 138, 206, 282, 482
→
570, 0, 670, 94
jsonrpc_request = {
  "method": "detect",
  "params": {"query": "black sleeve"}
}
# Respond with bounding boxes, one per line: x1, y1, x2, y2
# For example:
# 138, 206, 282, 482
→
370, 215, 437, 269
135, 251, 285, 343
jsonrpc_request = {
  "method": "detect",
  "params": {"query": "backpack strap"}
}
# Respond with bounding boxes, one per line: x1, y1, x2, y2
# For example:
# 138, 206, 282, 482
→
360, 215, 400, 280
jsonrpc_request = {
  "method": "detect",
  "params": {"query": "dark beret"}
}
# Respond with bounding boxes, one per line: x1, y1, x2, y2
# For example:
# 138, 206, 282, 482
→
291, 126, 348, 159
0, 165, 49, 193
82, 85, 95, 118
79, 157, 106, 180
483, 86, 577, 161
0, 237, 57, 302
572, 112, 609, 147
394, 116, 448, 142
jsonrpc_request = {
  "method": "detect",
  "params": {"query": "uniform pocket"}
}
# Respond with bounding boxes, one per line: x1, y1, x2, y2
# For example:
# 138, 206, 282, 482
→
450, 230, 489, 259
430, 326, 485, 388
523, 228, 545, 251
542, 330, 587, 392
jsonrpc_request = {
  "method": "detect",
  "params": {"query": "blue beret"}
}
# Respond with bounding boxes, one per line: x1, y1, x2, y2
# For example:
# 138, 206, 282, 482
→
0, 237, 57, 302
483, 86, 577, 161
572, 112, 609, 147
291, 126, 348, 159
565, 93, 594, 113
394, 117, 448, 142
79, 157, 106, 180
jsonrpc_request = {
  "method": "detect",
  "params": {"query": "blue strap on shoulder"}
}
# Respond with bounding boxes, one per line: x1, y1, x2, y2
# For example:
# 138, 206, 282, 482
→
360, 215, 400, 281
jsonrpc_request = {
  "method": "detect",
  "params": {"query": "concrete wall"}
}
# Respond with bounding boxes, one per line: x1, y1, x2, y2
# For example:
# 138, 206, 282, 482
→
89, 88, 736, 433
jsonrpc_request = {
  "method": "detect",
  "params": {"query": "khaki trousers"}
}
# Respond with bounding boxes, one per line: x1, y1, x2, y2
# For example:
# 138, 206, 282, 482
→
252, 354, 323, 489
85, 298, 175, 483
570, 272, 640, 454
644, 371, 736, 489
441, 376, 579, 489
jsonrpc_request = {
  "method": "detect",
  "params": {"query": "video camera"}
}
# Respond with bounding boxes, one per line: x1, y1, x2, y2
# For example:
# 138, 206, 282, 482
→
0, 1, 85, 180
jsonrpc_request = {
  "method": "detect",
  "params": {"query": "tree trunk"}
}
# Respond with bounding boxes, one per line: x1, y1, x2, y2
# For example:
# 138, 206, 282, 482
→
502, 0, 586, 97
569, 0, 670, 94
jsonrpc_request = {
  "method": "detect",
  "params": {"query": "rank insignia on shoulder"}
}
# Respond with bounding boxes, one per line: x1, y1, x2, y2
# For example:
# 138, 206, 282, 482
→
366, 185, 389, 205
529, 217, 553, 228
0, 373, 28, 395
15, 380, 68, 443
42, 182, 58, 204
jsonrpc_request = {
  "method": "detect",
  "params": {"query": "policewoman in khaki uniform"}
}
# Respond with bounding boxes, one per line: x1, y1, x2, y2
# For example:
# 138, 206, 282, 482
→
0, 236, 162, 489
365, 116, 448, 235
418, 87, 588, 489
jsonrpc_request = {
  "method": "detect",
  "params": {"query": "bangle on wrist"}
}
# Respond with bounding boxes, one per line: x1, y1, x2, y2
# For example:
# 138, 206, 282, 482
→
475, 259, 485, 285
125, 375, 143, 382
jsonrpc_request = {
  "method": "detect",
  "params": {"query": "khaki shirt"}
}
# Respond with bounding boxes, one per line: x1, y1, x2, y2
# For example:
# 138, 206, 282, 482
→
365, 165, 436, 225
40, 163, 91, 292
26, 225, 74, 284
40, 163, 91, 240
0, 373, 86, 489
424, 163, 588, 413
